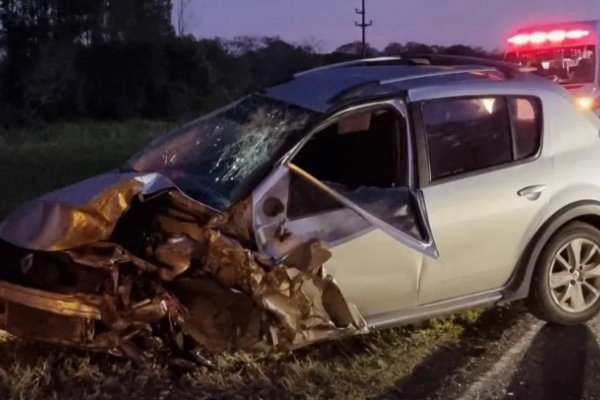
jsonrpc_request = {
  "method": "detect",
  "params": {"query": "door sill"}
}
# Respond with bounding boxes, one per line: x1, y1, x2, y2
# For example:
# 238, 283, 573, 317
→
365, 290, 503, 330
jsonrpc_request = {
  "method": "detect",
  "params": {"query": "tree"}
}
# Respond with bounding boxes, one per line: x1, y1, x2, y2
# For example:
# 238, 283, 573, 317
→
0, 0, 60, 121
443, 44, 488, 57
299, 36, 324, 55
106, 0, 174, 43
335, 41, 379, 57
223, 36, 266, 56
248, 37, 320, 88
0, 3, 500, 126
22, 42, 81, 120
0, 0, 175, 123
382, 42, 405, 56
401, 42, 435, 56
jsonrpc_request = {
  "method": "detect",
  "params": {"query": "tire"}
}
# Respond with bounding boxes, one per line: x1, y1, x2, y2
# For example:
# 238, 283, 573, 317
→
527, 221, 600, 325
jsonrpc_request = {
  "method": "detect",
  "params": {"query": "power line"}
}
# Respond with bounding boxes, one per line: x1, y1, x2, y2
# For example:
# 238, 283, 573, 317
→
354, 0, 372, 58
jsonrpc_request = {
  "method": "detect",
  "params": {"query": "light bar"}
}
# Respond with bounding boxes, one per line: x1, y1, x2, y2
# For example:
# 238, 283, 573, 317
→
547, 30, 566, 43
529, 32, 547, 44
508, 34, 530, 45
566, 29, 590, 39
507, 29, 590, 46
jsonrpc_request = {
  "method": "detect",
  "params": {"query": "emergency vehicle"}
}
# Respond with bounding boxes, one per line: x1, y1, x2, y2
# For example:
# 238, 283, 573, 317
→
505, 20, 600, 114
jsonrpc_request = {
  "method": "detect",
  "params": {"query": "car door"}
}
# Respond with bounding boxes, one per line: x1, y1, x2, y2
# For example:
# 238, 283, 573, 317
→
251, 100, 437, 317
414, 95, 552, 305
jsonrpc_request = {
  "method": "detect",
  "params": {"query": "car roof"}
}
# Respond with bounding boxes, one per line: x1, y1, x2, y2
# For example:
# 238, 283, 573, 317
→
264, 56, 564, 112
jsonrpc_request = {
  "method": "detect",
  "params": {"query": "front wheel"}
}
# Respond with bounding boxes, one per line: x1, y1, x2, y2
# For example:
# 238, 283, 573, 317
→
527, 221, 600, 325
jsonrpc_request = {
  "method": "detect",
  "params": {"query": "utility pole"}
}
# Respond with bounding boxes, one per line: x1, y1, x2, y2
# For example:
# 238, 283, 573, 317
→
354, 0, 372, 58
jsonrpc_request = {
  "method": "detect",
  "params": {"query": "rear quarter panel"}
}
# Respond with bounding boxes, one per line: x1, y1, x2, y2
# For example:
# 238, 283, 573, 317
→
546, 91, 600, 217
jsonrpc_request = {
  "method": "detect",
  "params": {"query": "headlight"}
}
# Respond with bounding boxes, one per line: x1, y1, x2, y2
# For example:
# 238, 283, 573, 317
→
576, 96, 595, 110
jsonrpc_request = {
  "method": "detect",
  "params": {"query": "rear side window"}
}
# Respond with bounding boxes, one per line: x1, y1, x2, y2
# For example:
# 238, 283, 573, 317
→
422, 97, 512, 180
509, 97, 542, 160
422, 96, 542, 181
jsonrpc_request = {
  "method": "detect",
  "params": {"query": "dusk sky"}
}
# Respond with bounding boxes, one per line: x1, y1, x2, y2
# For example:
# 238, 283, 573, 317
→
180, 0, 600, 52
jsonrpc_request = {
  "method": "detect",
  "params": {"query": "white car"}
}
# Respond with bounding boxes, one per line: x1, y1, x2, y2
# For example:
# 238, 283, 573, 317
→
1, 55, 600, 358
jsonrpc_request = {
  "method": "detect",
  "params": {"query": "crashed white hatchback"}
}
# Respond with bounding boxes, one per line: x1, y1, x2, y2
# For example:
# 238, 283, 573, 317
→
1, 55, 600, 361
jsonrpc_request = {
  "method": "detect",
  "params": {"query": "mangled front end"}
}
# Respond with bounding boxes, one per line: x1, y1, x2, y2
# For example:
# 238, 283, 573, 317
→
0, 172, 365, 361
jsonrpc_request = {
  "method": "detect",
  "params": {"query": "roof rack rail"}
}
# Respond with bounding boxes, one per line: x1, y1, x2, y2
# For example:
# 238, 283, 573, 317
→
293, 56, 405, 78
410, 54, 536, 77
379, 66, 498, 85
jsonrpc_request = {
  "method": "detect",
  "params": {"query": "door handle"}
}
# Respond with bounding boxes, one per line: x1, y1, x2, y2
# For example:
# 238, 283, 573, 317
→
518, 185, 547, 201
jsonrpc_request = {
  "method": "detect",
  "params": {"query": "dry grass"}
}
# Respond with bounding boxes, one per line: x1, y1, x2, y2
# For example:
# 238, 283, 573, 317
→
0, 305, 527, 400
0, 120, 174, 218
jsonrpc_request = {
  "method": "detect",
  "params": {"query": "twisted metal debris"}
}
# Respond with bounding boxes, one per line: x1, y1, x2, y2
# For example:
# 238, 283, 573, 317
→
0, 173, 365, 363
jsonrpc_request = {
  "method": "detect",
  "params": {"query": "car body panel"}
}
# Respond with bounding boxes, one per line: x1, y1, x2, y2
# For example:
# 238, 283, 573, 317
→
265, 65, 488, 112
365, 289, 503, 329
0, 172, 178, 251
251, 164, 426, 317
250, 99, 437, 320
418, 160, 552, 304
323, 229, 423, 316
410, 86, 556, 304
546, 89, 600, 216
250, 166, 425, 317
252, 166, 374, 259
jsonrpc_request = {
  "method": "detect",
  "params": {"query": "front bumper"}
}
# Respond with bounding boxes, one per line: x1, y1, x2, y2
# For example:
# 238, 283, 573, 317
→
0, 280, 100, 347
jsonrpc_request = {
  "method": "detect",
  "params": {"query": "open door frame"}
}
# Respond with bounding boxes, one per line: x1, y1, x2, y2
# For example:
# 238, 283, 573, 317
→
251, 99, 438, 262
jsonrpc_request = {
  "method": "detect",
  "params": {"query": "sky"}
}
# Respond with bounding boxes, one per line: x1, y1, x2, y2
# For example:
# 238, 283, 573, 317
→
178, 0, 600, 52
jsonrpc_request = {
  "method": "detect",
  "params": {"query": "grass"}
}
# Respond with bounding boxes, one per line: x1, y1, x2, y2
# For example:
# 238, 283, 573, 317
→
0, 120, 174, 218
0, 121, 527, 399
0, 306, 527, 400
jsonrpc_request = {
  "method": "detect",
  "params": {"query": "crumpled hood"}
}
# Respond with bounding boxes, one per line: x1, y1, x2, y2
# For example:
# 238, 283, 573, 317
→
0, 172, 183, 251
0, 169, 367, 359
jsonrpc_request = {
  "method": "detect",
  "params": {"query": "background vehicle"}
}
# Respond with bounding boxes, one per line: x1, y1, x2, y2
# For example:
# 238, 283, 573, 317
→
505, 20, 600, 115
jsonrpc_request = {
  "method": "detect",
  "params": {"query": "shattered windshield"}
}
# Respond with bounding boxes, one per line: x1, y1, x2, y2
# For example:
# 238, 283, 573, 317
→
506, 45, 596, 84
126, 95, 317, 210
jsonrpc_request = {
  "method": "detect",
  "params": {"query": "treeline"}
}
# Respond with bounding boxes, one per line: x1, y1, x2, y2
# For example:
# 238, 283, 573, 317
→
0, 0, 497, 125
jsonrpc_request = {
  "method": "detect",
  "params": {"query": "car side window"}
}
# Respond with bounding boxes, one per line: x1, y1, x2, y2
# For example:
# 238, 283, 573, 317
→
292, 108, 406, 190
509, 97, 542, 160
422, 97, 513, 180
286, 107, 426, 242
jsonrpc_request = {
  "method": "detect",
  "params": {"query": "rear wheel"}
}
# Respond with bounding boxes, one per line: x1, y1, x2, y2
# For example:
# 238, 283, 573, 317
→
528, 221, 600, 325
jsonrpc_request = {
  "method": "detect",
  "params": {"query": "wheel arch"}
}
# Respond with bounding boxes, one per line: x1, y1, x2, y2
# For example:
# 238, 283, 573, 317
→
501, 200, 600, 303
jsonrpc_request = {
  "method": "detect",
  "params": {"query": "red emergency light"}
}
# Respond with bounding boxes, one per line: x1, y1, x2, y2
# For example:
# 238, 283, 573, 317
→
507, 29, 590, 46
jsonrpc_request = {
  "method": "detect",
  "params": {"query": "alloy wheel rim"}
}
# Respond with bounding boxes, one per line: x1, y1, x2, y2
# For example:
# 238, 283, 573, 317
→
549, 238, 600, 313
